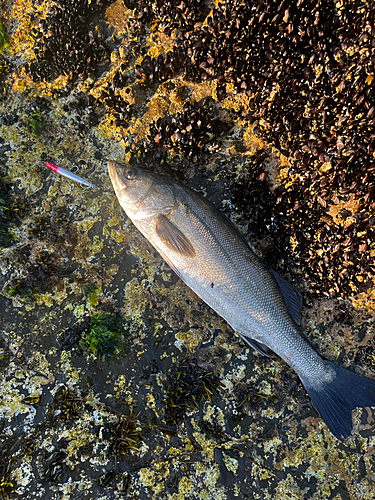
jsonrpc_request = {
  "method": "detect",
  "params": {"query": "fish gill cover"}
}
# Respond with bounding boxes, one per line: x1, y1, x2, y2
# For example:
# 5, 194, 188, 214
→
0, 0, 374, 499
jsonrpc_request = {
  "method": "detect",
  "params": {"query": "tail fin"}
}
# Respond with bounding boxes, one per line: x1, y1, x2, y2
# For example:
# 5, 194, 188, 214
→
302, 361, 375, 441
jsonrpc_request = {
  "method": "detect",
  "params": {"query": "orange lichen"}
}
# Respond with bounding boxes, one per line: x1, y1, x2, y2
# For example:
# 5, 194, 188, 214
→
326, 193, 361, 226
105, 0, 134, 36
350, 279, 375, 313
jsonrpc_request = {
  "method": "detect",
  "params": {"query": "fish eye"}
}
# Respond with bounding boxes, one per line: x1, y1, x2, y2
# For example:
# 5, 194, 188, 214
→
124, 168, 135, 180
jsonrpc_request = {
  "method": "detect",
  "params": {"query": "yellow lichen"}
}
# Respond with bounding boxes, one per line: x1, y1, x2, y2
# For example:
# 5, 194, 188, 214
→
123, 277, 149, 323
222, 452, 238, 474
175, 328, 204, 352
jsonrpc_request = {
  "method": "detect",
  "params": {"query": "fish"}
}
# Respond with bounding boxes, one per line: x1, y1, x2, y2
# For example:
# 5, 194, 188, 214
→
45, 162, 94, 189
108, 160, 375, 441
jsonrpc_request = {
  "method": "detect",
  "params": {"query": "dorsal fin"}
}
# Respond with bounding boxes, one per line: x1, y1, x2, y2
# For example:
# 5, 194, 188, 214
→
155, 215, 196, 257
271, 270, 302, 326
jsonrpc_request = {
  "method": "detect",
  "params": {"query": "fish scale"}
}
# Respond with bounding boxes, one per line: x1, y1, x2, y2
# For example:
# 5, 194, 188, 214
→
108, 160, 375, 441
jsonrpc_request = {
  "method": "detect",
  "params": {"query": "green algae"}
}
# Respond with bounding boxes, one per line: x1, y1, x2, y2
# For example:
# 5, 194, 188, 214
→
0, 23, 10, 52
83, 283, 101, 308
25, 107, 43, 137
79, 311, 127, 361
2, 282, 36, 301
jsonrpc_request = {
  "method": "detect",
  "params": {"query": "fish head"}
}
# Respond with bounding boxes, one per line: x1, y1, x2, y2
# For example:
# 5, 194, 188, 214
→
108, 161, 177, 220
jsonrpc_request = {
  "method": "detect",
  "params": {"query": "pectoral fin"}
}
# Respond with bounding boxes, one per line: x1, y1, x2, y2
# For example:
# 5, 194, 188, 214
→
155, 215, 196, 257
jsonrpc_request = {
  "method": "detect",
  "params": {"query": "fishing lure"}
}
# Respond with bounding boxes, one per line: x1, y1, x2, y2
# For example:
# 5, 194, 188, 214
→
45, 162, 94, 189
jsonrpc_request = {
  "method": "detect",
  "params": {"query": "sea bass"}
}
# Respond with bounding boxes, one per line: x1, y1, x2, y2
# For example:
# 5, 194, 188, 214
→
108, 160, 375, 440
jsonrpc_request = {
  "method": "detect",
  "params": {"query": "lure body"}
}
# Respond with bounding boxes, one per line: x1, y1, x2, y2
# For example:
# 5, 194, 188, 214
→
45, 162, 94, 189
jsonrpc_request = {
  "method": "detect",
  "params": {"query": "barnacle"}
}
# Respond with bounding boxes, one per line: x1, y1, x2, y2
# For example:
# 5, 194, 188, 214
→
95, 75, 135, 127
124, 0, 209, 35
148, 97, 232, 161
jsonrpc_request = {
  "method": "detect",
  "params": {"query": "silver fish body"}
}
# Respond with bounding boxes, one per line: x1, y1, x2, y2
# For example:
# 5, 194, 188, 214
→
108, 161, 375, 440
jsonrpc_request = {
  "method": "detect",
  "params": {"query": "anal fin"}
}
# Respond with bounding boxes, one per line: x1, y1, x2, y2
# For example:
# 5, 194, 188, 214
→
238, 334, 273, 357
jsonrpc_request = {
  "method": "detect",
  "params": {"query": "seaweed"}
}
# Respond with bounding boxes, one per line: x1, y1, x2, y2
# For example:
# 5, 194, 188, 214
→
57, 318, 91, 351
163, 354, 222, 425
2, 282, 35, 301
108, 407, 144, 463
0, 430, 38, 500
48, 385, 85, 423
79, 312, 128, 361
41, 451, 68, 483
2, 249, 63, 302
0, 172, 14, 248
83, 283, 101, 307
0, 54, 9, 98
0, 198, 13, 248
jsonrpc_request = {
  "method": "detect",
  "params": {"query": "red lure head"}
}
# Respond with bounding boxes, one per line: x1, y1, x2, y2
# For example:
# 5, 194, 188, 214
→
45, 162, 59, 172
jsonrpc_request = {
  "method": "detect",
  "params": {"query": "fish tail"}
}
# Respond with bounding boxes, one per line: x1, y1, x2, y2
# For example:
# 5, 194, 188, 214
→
302, 361, 375, 441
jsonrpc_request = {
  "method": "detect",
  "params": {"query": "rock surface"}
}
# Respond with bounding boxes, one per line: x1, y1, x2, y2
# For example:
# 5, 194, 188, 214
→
0, 1, 375, 499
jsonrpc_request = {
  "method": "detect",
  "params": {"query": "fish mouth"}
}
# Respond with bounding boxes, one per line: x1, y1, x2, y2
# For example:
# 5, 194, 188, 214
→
108, 160, 125, 191
107, 160, 117, 178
